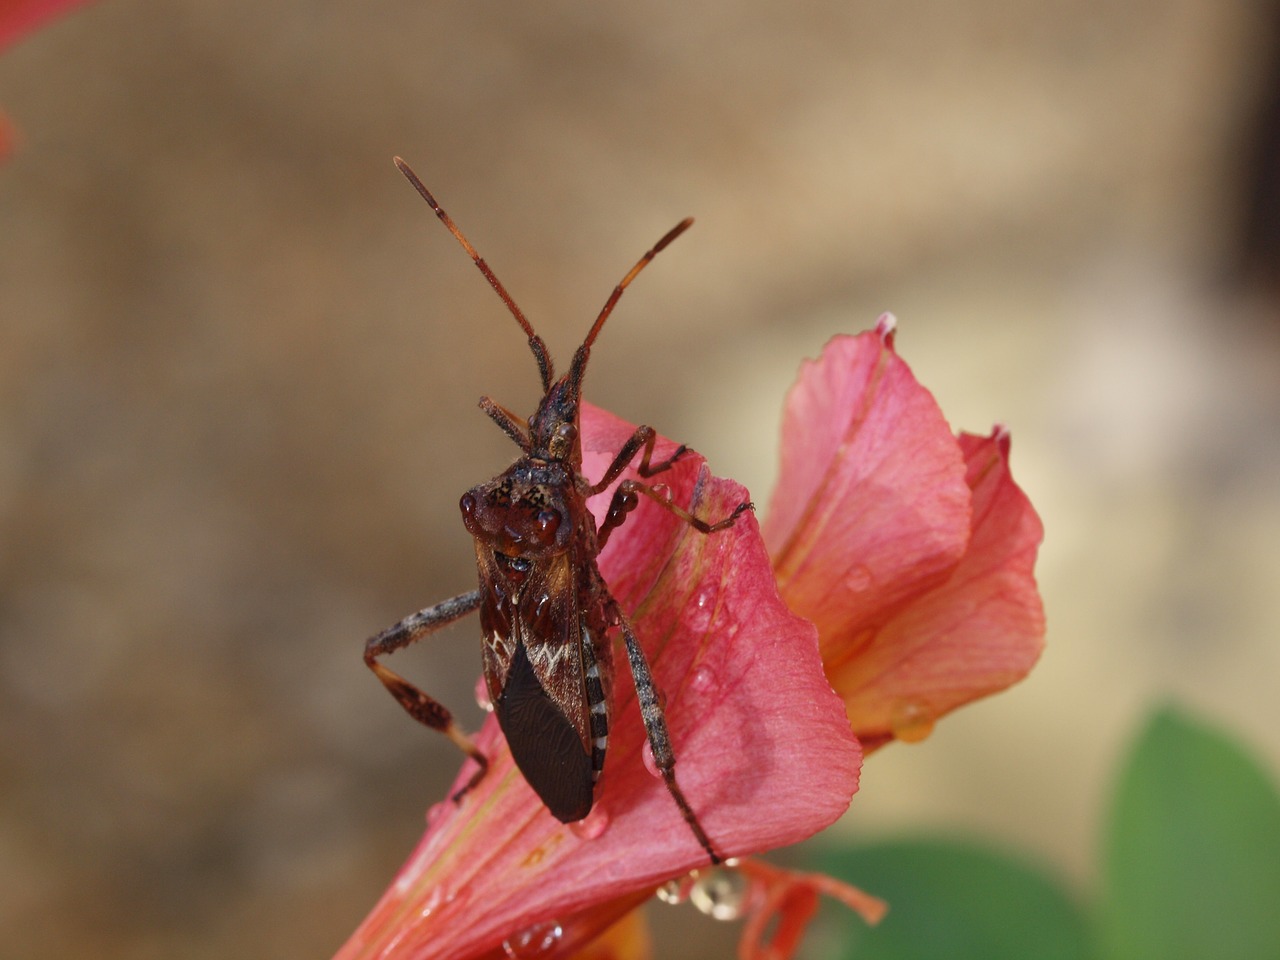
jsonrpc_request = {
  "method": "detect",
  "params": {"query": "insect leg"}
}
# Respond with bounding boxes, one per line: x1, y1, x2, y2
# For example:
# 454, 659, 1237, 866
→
587, 425, 688, 497
616, 613, 723, 864
363, 588, 490, 800
597, 477, 753, 550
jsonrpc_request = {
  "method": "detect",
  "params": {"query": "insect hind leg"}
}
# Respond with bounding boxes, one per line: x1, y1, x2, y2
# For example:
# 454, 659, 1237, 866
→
617, 613, 723, 865
363, 588, 490, 801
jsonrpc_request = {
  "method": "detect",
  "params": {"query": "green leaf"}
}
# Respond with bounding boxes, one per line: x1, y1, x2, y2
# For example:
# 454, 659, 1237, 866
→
1100, 704, 1280, 960
813, 838, 1093, 960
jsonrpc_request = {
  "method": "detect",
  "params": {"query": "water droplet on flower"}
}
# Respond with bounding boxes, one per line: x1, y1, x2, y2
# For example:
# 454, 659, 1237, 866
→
569, 804, 610, 841
475, 676, 494, 712
642, 740, 661, 778
846, 563, 873, 592
690, 664, 719, 696
875, 311, 897, 341
690, 865, 748, 921
683, 586, 716, 632
502, 920, 563, 958
890, 700, 936, 743
656, 874, 695, 905
424, 800, 449, 828
417, 884, 445, 919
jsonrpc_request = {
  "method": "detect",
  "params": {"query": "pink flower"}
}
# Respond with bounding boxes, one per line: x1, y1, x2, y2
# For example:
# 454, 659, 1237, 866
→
337, 317, 1044, 959
765, 317, 1045, 751
337, 406, 863, 960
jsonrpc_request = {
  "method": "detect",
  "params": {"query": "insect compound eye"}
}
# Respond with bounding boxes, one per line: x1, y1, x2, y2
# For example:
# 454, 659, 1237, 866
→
459, 492, 480, 533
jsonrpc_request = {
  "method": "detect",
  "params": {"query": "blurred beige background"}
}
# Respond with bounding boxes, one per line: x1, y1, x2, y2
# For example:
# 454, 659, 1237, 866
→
3, 2, 1279, 957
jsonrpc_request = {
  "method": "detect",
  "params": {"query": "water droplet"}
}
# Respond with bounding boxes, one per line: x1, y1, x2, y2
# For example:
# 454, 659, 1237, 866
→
690, 865, 749, 921
417, 884, 445, 919
690, 664, 719, 696
424, 801, 449, 828
890, 701, 936, 743
876, 312, 897, 341
502, 920, 563, 958
475, 676, 494, 712
684, 586, 716, 632
846, 563, 873, 593
642, 740, 661, 778
569, 804, 610, 841
655, 872, 697, 905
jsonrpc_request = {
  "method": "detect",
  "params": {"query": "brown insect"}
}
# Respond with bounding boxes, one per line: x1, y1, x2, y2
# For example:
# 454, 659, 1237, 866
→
364, 158, 751, 865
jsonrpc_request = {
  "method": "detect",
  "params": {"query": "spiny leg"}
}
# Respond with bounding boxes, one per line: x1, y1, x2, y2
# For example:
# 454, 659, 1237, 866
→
598, 476, 753, 550
363, 588, 489, 800
588, 424, 688, 497
617, 611, 723, 865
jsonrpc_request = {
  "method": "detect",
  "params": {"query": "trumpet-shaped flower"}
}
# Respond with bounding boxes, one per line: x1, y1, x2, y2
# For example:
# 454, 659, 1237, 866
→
337, 318, 1044, 960
338, 406, 862, 960
765, 318, 1045, 750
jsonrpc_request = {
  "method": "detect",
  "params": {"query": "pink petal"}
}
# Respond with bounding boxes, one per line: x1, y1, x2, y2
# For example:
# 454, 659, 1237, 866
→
763, 323, 973, 668
831, 426, 1046, 745
737, 858, 887, 960
0, 0, 96, 52
337, 403, 859, 960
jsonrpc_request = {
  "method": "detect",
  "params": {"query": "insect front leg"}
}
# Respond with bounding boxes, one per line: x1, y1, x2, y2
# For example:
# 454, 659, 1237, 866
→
587, 425, 688, 497
590, 425, 752, 549
363, 588, 490, 801
597, 478, 753, 550
616, 611, 723, 865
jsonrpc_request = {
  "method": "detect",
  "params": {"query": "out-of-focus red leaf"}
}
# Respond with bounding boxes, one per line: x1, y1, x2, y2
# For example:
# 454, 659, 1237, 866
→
0, 0, 96, 52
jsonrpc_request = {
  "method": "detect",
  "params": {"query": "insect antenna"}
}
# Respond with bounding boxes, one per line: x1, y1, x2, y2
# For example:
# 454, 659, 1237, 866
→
394, 157, 554, 390
564, 217, 694, 394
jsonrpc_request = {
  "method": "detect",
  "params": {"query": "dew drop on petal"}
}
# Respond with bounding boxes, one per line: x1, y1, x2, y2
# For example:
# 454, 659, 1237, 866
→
502, 920, 564, 958
475, 676, 494, 712
424, 800, 450, 829
642, 740, 661, 778
846, 563, 873, 593
890, 700, 936, 743
417, 884, 446, 919
690, 865, 749, 921
690, 664, 719, 697
656, 875, 694, 905
568, 804, 610, 841
685, 586, 716, 632
875, 311, 897, 341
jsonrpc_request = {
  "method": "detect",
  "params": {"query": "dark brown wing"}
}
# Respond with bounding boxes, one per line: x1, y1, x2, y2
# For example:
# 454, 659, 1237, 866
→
478, 548, 594, 822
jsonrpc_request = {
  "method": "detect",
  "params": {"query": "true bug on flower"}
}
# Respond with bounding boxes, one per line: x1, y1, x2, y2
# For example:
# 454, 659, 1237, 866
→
363, 158, 752, 864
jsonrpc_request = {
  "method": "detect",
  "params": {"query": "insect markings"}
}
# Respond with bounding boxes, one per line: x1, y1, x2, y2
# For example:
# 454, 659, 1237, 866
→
363, 158, 751, 865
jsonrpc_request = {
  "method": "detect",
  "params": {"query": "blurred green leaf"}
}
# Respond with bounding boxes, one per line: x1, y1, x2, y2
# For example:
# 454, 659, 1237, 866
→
1100, 704, 1280, 960
813, 838, 1093, 960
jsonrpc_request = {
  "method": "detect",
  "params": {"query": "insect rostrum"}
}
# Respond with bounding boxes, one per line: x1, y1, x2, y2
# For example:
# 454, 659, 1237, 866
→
363, 158, 751, 865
